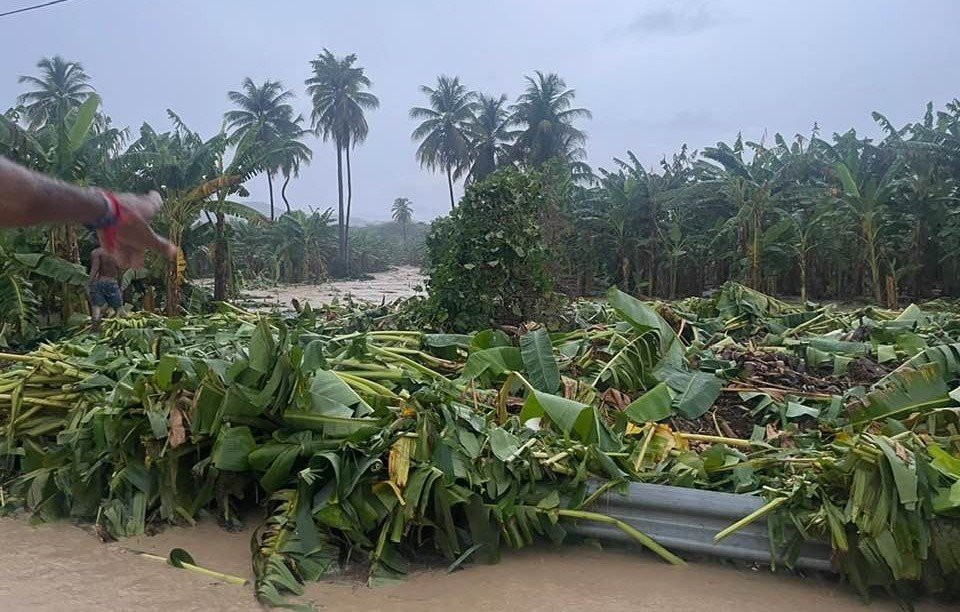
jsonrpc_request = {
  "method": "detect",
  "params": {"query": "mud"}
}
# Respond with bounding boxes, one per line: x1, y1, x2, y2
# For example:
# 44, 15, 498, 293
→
0, 516, 950, 611
240, 266, 424, 311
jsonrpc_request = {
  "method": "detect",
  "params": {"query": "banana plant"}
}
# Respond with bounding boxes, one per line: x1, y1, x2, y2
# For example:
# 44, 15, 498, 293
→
0, 235, 87, 348
814, 130, 902, 305
120, 113, 268, 313
1, 94, 118, 319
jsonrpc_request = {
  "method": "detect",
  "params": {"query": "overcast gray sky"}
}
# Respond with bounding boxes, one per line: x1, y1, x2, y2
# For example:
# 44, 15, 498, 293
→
3, 0, 959, 221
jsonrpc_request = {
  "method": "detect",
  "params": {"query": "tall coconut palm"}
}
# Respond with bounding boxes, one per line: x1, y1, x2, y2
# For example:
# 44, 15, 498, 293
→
305, 50, 379, 274
510, 71, 591, 168
391, 197, 414, 243
465, 93, 512, 183
410, 75, 475, 209
17, 56, 94, 129
224, 78, 300, 220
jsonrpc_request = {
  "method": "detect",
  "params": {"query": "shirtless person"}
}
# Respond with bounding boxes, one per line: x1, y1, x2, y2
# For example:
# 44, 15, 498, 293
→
88, 247, 125, 329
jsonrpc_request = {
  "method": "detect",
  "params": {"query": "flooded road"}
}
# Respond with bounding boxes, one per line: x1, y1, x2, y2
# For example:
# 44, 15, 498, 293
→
0, 516, 948, 611
241, 266, 424, 311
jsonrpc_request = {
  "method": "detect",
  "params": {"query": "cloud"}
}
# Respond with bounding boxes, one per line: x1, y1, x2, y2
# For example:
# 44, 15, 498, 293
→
626, 2, 720, 37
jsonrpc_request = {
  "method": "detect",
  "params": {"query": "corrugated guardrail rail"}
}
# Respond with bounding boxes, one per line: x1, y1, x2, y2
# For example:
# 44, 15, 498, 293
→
569, 482, 833, 571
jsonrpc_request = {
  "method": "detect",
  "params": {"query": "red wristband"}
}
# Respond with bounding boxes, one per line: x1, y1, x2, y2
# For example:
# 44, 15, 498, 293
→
99, 191, 125, 252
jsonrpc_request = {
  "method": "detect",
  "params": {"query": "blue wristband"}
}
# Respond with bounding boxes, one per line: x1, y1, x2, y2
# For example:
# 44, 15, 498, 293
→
84, 192, 119, 230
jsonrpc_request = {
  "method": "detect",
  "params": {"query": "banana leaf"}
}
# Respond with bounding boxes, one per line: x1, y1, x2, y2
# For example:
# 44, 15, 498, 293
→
520, 328, 560, 393
519, 390, 594, 440
658, 367, 723, 419
608, 288, 684, 367
624, 382, 674, 423
849, 363, 952, 426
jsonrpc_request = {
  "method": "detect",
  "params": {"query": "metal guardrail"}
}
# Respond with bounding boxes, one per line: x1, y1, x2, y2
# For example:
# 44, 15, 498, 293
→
569, 482, 833, 572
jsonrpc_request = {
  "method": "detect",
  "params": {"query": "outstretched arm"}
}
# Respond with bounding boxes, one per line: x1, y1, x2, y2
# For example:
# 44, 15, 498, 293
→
0, 156, 176, 267
0, 156, 106, 226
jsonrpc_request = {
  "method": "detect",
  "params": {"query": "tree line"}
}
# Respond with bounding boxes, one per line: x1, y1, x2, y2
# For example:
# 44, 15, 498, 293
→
415, 75, 960, 305
539, 106, 960, 305
4, 51, 960, 333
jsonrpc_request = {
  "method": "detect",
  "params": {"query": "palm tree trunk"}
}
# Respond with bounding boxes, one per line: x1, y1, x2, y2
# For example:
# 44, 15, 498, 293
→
213, 210, 227, 301
669, 254, 679, 299
267, 171, 276, 221
751, 210, 761, 289
281, 174, 291, 214
166, 257, 179, 317
912, 216, 926, 298
800, 254, 808, 303
345, 140, 353, 275
867, 238, 882, 304
335, 141, 346, 274
446, 166, 455, 210
62, 225, 80, 321
864, 217, 882, 304
647, 241, 657, 297
620, 255, 631, 293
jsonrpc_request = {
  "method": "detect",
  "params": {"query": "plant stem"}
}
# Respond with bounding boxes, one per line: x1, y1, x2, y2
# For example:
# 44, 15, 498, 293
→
676, 433, 755, 448
554, 509, 685, 565
714, 496, 788, 542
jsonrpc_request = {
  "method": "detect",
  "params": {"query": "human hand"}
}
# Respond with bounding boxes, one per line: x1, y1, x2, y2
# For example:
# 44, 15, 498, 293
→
105, 191, 176, 268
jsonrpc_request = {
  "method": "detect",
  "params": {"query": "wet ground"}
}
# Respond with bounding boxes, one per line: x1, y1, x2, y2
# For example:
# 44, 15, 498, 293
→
0, 516, 950, 611
239, 266, 424, 311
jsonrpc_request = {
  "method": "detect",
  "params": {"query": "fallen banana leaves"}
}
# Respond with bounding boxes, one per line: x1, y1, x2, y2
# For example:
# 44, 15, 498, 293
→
1, 284, 959, 608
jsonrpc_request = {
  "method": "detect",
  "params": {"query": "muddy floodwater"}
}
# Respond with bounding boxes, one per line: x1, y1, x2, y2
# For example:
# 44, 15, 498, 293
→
241, 266, 424, 310
0, 517, 950, 612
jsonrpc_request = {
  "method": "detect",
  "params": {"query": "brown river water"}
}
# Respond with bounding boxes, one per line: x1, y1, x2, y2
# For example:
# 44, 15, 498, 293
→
1, 516, 950, 611
240, 266, 425, 310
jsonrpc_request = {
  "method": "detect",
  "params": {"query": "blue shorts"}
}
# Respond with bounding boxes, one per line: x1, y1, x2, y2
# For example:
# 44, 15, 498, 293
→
88, 279, 123, 309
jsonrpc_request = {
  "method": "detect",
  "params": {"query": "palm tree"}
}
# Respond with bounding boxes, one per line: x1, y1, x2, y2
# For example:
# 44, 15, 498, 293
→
465, 93, 512, 183
391, 197, 414, 243
17, 56, 94, 129
410, 75, 475, 209
305, 50, 379, 274
273, 117, 313, 213
224, 78, 301, 220
509, 71, 591, 168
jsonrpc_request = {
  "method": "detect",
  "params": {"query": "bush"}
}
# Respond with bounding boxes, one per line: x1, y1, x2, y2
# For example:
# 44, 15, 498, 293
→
423, 169, 550, 331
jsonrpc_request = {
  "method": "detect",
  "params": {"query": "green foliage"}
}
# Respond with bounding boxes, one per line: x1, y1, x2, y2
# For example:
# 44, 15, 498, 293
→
520, 328, 561, 393
510, 71, 591, 169
0, 235, 89, 348
225, 77, 311, 221
423, 169, 549, 331
4, 285, 960, 606
410, 76, 475, 208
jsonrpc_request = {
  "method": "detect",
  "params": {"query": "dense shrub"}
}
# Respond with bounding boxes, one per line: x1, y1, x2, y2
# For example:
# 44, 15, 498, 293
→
423, 169, 550, 331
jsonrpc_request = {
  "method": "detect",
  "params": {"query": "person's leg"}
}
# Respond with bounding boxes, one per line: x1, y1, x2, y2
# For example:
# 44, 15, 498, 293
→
88, 283, 105, 331
104, 280, 124, 317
